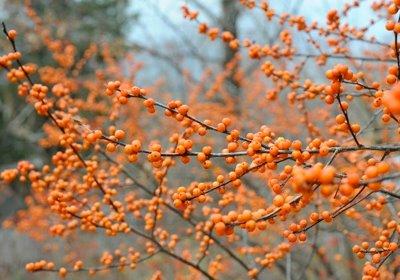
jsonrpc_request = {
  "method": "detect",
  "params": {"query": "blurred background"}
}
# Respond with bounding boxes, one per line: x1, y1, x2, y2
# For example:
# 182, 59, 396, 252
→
0, 0, 393, 279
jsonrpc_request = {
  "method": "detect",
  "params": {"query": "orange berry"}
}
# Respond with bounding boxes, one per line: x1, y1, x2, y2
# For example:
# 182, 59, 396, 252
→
197, 152, 207, 162
273, 195, 284, 207
389, 4, 399, 15
124, 144, 135, 155
382, 113, 391, 123
383, 83, 400, 114
114, 129, 125, 140
25, 263, 35, 272
131, 140, 141, 152
245, 220, 256, 232
339, 184, 353, 197
310, 212, 319, 222
148, 151, 161, 162
298, 233, 307, 242
371, 254, 380, 264
388, 242, 398, 251
59, 267, 67, 278
386, 74, 397, 85
319, 166, 336, 184
222, 117, 231, 126
106, 143, 117, 153
377, 162, 390, 174
386, 20, 395, 31
8, 30, 17, 40
352, 245, 361, 253
321, 211, 332, 222
217, 123, 226, 132
350, 124, 360, 133
335, 114, 346, 124
214, 222, 226, 236
287, 233, 297, 243
131, 86, 141, 96
173, 199, 183, 208
347, 172, 360, 186
319, 145, 330, 156
177, 104, 189, 115
321, 184, 333, 197
325, 95, 334, 104
365, 166, 378, 178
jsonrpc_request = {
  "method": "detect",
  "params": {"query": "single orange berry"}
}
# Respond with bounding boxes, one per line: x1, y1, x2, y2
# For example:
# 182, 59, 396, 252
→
214, 222, 226, 236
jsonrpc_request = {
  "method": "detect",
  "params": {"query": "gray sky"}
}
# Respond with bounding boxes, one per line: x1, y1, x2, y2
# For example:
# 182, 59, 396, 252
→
126, 0, 391, 92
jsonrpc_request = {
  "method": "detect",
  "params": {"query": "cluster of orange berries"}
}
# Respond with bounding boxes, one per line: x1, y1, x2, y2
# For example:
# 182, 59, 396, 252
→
51, 83, 70, 97
181, 5, 198, 20
105, 80, 121, 96
17, 82, 30, 96
0, 51, 21, 68
260, 60, 295, 85
210, 207, 302, 237
149, 96, 233, 140
27, 83, 54, 115
122, 139, 141, 162
173, 185, 204, 208
165, 100, 190, 117
211, 212, 237, 236
57, 201, 130, 236
190, 1, 247, 47
282, 220, 308, 243
146, 143, 163, 167
99, 249, 138, 269
105, 83, 147, 105
0, 160, 35, 183
256, 242, 291, 269
361, 158, 390, 191
290, 139, 327, 161
172, 161, 256, 207
28, 168, 46, 193
324, 64, 355, 100
195, 146, 213, 168
29, 83, 48, 100
383, 82, 400, 115
364, 195, 389, 212
142, 98, 155, 113
0, 168, 18, 183
85, 129, 103, 143
314, 211, 333, 223
25, 261, 57, 273
6, 63, 36, 83
291, 164, 336, 195
24, 248, 146, 277
335, 112, 360, 135
326, 9, 340, 28
353, 219, 400, 278
49, 223, 67, 236
387, 0, 400, 20
353, 240, 398, 263
175, 138, 193, 155
106, 81, 135, 105
186, 1, 314, 61
104, 128, 126, 150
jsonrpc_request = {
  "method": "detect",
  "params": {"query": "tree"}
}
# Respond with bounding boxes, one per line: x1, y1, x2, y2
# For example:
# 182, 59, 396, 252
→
1, 1, 400, 279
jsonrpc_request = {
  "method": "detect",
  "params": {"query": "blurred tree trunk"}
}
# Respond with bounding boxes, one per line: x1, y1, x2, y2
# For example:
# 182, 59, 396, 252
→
221, 0, 241, 114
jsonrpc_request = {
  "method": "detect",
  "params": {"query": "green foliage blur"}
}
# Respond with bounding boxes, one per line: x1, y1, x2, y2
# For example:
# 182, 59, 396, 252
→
0, 0, 137, 167
0, 0, 137, 220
